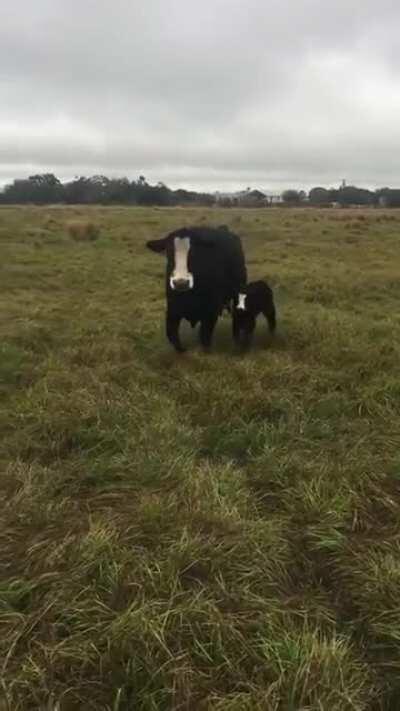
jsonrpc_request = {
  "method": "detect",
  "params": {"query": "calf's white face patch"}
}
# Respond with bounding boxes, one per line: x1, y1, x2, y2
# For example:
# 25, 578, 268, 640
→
237, 293, 247, 310
170, 237, 194, 290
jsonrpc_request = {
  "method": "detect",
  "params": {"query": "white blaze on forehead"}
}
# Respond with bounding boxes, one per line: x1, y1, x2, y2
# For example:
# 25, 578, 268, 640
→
237, 293, 247, 310
170, 237, 194, 289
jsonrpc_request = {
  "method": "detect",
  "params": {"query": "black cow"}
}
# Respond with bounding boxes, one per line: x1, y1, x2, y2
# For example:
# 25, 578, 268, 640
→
146, 226, 247, 352
232, 280, 276, 347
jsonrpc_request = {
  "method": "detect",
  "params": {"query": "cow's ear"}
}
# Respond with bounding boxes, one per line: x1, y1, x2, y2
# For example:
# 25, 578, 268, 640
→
146, 238, 167, 253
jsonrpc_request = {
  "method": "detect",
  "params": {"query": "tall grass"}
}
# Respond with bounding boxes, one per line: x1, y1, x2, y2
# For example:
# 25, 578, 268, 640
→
1, 206, 399, 709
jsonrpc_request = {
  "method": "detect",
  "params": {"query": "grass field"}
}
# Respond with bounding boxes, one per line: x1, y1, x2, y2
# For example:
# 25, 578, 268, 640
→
1, 205, 400, 710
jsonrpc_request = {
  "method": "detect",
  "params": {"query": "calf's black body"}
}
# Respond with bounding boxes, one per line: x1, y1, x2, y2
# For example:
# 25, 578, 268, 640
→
233, 280, 276, 347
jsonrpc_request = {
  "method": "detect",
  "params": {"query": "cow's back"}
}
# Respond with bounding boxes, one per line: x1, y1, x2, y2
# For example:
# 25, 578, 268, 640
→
189, 226, 247, 294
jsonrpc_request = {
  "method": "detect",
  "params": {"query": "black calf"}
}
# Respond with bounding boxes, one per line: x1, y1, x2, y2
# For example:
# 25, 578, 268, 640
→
232, 280, 276, 347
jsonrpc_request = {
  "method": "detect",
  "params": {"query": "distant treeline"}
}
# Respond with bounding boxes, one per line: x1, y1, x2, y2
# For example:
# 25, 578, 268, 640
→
0, 174, 215, 207
303, 186, 400, 208
1, 173, 400, 207
280, 187, 400, 207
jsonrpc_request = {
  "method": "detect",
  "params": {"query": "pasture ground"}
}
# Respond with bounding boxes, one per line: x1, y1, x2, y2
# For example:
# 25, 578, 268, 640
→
1, 206, 400, 710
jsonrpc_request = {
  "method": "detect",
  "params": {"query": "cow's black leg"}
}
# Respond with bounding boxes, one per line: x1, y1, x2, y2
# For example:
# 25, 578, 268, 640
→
199, 314, 218, 351
166, 313, 186, 353
263, 304, 276, 334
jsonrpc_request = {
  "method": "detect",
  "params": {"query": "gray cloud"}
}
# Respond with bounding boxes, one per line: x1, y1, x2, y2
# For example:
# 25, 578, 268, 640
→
2, 0, 400, 191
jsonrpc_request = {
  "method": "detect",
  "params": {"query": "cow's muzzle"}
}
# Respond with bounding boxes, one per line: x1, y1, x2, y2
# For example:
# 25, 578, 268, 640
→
170, 277, 193, 292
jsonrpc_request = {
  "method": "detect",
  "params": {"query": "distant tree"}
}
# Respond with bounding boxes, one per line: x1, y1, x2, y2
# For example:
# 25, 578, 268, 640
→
64, 177, 101, 204
375, 187, 390, 207
309, 187, 330, 205
64, 175, 126, 204
375, 187, 400, 207
155, 182, 172, 206
337, 185, 374, 206
171, 188, 191, 205
29, 174, 63, 203
389, 190, 400, 207
237, 189, 267, 207
2, 173, 63, 204
82, 175, 110, 203
328, 188, 339, 203
282, 189, 302, 204
218, 197, 234, 207
64, 177, 87, 204
106, 178, 132, 204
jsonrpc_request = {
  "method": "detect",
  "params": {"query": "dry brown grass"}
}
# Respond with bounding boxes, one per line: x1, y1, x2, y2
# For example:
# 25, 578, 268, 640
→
66, 220, 100, 241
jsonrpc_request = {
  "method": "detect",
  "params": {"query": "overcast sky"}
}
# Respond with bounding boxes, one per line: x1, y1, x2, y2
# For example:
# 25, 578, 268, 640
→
1, 0, 400, 192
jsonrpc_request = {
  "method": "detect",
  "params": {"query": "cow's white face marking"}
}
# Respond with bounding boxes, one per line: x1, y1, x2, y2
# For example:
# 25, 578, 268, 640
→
237, 293, 247, 310
170, 237, 194, 290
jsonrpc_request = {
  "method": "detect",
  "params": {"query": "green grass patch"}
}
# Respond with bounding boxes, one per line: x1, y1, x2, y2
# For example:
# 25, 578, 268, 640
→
1, 206, 399, 709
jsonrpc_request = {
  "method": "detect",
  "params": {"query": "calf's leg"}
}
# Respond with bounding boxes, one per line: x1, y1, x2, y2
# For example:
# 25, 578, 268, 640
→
232, 314, 242, 346
263, 302, 276, 334
233, 313, 255, 349
241, 315, 256, 348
